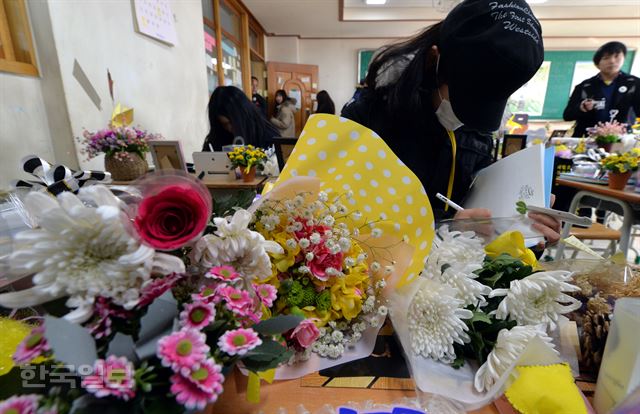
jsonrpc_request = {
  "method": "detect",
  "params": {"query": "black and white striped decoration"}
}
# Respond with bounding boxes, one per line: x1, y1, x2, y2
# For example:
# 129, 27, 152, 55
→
12, 155, 112, 196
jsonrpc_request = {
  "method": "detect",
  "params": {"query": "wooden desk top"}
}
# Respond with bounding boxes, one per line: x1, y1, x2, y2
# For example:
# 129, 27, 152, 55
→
208, 369, 498, 414
556, 178, 640, 204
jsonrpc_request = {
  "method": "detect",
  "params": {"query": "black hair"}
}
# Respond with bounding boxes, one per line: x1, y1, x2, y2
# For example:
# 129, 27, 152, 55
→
204, 86, 279, 150
593, 41, 627, 65
315, 90, 335, 115
365, 22, 442, 123
275, 89, 289, 103
251, 76, 259, 82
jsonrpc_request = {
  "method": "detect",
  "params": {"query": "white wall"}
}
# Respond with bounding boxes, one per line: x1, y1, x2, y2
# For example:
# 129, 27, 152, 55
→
46, 0, 209, 170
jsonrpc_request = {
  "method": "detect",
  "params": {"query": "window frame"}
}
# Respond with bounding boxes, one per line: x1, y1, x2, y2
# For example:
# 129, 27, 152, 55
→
0, 0, 39, 76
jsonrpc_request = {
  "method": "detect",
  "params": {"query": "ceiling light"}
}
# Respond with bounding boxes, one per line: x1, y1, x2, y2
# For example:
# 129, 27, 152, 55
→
365, 0, 387, 5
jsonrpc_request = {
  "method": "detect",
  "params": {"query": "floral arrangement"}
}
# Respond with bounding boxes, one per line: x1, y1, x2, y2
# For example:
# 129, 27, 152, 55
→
227, 145, 268, 173
600, 150, 639, 174
0, 173, 304, 413
588, 120, 627, 145
396, 227, 580, 393
554, 144, 572, 159
78, 126, 161, 161
250, 186, 389, 361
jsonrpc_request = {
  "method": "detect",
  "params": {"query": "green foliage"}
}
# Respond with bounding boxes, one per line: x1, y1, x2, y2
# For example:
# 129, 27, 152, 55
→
515, 200, 528, 215
241, 338, 293, 372
252, 315, 303, 336
315, 290, 332, 312
286, 280, 304, 307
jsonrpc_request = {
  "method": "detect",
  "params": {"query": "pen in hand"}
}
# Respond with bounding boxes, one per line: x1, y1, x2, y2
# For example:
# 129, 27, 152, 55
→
436, 193, 464, 212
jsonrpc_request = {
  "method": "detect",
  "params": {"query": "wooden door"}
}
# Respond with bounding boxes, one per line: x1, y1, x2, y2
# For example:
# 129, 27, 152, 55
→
267, 62, 319, 137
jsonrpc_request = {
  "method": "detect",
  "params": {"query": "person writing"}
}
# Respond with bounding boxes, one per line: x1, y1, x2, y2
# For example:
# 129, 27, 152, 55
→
563, 41, 640, 138
202, 86, 279, 151
341, 0, 560, 245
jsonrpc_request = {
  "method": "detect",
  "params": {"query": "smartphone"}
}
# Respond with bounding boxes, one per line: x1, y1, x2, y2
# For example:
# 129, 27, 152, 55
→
526, 205, 593, 226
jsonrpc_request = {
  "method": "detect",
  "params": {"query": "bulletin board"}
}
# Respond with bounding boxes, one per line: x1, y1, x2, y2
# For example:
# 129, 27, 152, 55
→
133, 0, 178, 46
525, 50, 635, 120
358, 49, 636, 120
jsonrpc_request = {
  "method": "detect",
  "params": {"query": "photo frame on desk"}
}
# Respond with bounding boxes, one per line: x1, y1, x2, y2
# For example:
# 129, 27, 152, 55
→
501, 134, 527, 158
550, 129, 568, 138
149, 141, 186, 171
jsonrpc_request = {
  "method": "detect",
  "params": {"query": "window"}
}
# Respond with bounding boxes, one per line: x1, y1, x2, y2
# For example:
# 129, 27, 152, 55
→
221, 35, 242, 89
0, 0, 38, 76
204, 26, 219, 94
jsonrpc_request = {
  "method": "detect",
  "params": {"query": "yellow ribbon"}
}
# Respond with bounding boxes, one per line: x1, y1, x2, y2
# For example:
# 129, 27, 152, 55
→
485, 231, 540, 270
246, 368, 276, 403
445, 130, 457, 212
505, 363, 587, 414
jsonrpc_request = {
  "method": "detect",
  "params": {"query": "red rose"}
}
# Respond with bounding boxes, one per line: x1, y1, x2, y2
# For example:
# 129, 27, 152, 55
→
134, 184, 210, 250
309, 244, 343, 281
288, 318, 320, 349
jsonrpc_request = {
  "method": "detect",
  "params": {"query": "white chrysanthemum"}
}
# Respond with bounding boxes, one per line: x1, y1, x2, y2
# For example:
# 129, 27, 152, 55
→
423, 226, 489, 307
474, 326, 557, 392
0, 186, 184, 322
489, 270, 581, 331
192, 209, 283, 280
408, 279, 472, 363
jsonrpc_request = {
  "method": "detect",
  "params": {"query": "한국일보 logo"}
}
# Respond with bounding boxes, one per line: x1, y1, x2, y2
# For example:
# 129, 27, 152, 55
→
337, 407, 424, 414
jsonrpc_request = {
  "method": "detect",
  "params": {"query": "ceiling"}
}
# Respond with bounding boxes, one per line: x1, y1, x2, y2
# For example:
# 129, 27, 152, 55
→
243, 0, 640, 39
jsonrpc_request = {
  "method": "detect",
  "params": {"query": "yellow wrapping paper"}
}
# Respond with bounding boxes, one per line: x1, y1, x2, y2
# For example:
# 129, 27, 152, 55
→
246, 368, 276, 403
273, 114, 435, 287
0, 318, 48, 376
485, 231, 540, 270
505, 363, 587, 414
110, 103, 134, 127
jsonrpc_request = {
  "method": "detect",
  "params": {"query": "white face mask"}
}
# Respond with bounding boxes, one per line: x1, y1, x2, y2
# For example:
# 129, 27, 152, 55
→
435, 56, 464, 131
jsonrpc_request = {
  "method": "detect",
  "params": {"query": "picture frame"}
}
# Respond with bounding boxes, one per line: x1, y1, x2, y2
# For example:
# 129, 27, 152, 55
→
149, 140, 186, 171
501, 134, 527, 158
550, 129, 568, 138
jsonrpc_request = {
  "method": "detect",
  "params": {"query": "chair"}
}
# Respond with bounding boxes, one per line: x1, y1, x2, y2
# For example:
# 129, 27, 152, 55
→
266, 137, 298, 170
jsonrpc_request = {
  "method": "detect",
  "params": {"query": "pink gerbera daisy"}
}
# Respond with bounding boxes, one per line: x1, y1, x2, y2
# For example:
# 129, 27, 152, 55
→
0, 394, 39, 414
157, 329, 209, 373
218, 328, 262, 356
205, 265, 241, 282
253, 283, 277, 308
191, 284, 218, 304
215, 286, 253, 314
179, 301, 216, 330
13, 325, 50, 365
81, 356, 136, 401
138, 273, 185, 307
170, 359, 225, 410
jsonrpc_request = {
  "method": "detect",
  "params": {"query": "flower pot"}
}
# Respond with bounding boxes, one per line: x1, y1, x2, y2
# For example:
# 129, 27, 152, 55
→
598, 142, 613, 153
241, 166, 257, 182
104, 152, 148, 181
607, 171, 632, 190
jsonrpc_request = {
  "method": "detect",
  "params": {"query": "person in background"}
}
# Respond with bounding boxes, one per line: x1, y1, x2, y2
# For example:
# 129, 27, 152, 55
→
251, 76, 268, 118
270, 89, 297, 137
315, 90, 335, 115
563, 41, 640, 137
341, 0, 561, 245
202, 86, 279, 151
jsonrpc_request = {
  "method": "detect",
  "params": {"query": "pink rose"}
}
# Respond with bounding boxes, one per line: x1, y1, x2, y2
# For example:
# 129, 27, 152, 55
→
308, 244, 343, 281
134, 184, 210, 250
288, 319, 320, 349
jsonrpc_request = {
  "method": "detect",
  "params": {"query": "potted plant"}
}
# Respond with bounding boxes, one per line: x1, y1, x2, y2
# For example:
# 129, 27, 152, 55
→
588, 121, 627, 152
601, 150, 639, 190
227, 145, 267, 182
79, 126, 161, 181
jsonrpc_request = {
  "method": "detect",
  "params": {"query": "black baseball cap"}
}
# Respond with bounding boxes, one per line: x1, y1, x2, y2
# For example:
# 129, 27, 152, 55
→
439, 0, 544, 132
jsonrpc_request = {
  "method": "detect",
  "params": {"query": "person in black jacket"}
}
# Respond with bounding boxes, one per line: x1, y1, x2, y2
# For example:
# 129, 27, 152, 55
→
341, 0, 561, 244
315, 90, 335, 115
251, 76, 268, 118
563, 42, 640, 137
202, 86, 280, 151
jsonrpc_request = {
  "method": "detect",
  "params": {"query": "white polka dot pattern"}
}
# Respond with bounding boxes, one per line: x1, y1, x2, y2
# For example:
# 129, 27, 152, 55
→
273, 114, 435, 287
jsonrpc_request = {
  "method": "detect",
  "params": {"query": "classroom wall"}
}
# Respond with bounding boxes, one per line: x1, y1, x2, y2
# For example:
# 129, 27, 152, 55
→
46, 0, 210, 171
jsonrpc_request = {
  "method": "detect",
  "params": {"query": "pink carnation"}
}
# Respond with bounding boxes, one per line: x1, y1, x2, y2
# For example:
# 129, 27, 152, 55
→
13, 325, 50, 365
215, 285, 253, 313
308, 244, 343, 281
87, 297, 134, 339
81, 356, 136, 401
218, 328, 262, 356
170, 359, 225, 410
138, 273, 185, 307
179, 301, 216, 330
191, 284, 218, 303
288, 318, 320, 350
253, 283, 277, 308
205, 265, 241, 282
157, 329, 209, 373
0, 395, 39, 414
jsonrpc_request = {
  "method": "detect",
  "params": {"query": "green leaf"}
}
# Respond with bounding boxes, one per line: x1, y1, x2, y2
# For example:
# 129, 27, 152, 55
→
483, 271, 504, 288
451, 355, 466, 369
469, 311, 492, 325
253, 314, 303, 336
515, 200, 528, 215
242, 338, 288, 362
